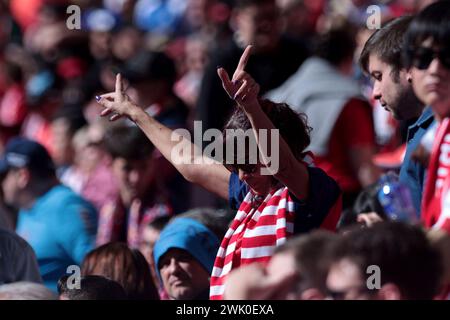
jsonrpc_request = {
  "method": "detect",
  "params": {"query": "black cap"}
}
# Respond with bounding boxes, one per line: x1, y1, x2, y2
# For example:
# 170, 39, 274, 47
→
0, 138, 55, 175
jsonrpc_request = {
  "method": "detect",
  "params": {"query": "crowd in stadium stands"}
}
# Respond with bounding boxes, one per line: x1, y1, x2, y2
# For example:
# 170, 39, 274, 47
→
0, 0, 450, 300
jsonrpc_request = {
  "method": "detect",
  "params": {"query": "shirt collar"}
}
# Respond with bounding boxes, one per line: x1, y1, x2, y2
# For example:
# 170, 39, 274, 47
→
410, 106, 434, 129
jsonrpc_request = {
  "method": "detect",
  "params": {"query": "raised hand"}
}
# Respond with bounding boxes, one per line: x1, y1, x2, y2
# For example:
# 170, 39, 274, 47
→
96, 73, 139, 121
217, 45, 260, 111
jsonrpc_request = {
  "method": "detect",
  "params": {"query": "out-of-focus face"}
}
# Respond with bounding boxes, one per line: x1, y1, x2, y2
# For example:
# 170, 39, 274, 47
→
1, 169, 22, 208
238, 168, 273, 196
158, 248, 210, 300
112, 27, 142, 61
112, 156, 155, 206
368, 55, 421, 120
51, 118, 74, 167
140, 226, 161, 265
411, 38, 450, 120
265, 251, 299, 299
140, 225, 162, 292
89, 31, 111, 60
326, 258, 375, 300
235, 3, 281, 52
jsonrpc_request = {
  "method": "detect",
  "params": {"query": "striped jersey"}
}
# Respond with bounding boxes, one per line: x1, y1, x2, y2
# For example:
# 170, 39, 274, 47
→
210, 167, 342, 299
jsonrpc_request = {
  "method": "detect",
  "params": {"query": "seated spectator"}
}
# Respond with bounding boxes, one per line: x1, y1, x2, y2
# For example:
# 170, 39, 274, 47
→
98, 125, 173, 247
69, 121, 120, 211
153, 217, 220, 300
81, 242, 159, 300
0, 138, 97, 291
0, 227, 42, 285
224, 230, 338, 300
139, 215, 171, 299
50, 106, 87, 178
57, 275, 127, 300
0, 282, 57, 300
326, 222, 442, 300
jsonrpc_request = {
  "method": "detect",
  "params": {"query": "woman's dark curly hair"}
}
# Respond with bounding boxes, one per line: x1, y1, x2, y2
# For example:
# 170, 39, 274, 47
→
222, 99, 311, 172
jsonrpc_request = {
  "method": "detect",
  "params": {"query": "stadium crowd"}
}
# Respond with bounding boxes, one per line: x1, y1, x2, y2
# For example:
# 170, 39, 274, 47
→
0, 0, 450, 300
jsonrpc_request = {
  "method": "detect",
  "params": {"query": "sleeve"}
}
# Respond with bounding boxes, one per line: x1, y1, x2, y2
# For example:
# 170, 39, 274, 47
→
292, 167, 342, 234
55, 200, 98, 264
337, 98, 376, 148
12, 240, 43, 284
228, 172, 249, 210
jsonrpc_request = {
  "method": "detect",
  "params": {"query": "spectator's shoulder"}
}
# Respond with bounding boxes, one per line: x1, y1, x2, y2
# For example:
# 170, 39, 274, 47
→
0, 228, 34, 256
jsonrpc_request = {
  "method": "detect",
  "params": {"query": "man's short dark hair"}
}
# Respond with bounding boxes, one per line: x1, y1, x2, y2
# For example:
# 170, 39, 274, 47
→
275, 231, 338, 294
403, 1, 450, 68
314, 26, 356, 67
330, 222, 442, 300
57, 275, 127, 300
104, 125, 155, 160
360, 16, 414, 77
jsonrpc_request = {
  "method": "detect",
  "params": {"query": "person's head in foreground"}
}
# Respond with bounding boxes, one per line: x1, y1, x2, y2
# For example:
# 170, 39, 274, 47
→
223, 231, 338, 300
403, 0, 450, 120
326, 222, 442, 300
0, 282, 57, 300
81, 242, 159, 300
360, 15, 425, 121
153, 217, 220, 300
57, 275, 127, 300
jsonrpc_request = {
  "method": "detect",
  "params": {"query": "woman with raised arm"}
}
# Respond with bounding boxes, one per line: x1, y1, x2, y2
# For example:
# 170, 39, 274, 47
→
97, 46, 342, 300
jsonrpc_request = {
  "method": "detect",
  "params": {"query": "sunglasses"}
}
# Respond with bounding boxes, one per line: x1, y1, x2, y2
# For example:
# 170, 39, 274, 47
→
408, 46, 450, 70
224, 162, 258, 174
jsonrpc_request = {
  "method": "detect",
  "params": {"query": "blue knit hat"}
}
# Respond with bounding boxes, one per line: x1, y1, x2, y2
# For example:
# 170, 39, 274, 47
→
153, 218, 220, 278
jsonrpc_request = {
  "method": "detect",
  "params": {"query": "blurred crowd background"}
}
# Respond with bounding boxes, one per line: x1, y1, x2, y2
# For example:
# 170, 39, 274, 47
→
0, 0, 449, 301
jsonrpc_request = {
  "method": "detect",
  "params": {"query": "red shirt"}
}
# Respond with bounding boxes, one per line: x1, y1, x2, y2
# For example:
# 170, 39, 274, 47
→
315, 98, 376, 193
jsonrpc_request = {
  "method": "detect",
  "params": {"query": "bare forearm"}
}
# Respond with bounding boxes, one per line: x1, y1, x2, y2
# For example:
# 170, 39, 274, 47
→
129, 107, 230, 198
130, 107, 199, 180
244, 103, 309, 198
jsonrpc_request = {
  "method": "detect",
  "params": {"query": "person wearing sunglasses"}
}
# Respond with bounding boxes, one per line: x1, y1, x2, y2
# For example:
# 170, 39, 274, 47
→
403, 1, 450, 234
96, 45, 342, 300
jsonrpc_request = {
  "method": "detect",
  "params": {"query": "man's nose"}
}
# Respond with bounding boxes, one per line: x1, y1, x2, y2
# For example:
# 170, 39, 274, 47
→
372, 82, 382, 101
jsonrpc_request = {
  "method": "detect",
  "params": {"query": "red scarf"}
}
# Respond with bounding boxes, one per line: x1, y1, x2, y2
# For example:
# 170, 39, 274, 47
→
422, 118, 450, 233
209, 186, 296, 300
209, 153, 341, 300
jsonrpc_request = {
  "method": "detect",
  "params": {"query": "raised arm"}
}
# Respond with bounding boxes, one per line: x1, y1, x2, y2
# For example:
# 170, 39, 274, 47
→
217, 46, 310, 200
97, 74, 230, 199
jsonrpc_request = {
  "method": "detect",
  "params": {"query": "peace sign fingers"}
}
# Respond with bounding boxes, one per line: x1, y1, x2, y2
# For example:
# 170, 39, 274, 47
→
232, 45, 253, 81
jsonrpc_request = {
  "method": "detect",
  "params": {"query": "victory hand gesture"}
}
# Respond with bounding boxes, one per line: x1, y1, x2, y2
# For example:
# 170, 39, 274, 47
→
217, 45, 260, 111
96, 73, 139, 121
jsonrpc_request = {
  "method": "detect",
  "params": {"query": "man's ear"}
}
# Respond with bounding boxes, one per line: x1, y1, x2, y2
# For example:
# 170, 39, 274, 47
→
16, 168, 31, 189
300, 288, 326, 300
377, 283, 403, 300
